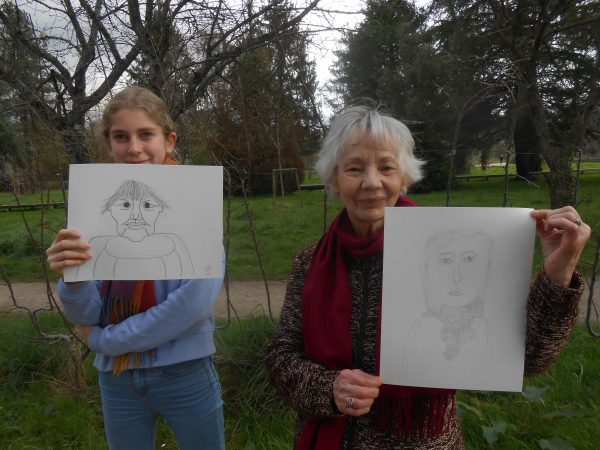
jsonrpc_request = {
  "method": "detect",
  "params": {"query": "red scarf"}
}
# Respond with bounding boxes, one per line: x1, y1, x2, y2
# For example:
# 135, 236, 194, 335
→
298, 196, 455, 449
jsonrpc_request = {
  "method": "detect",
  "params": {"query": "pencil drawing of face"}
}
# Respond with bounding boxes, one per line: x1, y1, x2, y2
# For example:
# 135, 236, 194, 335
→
422, 229, 493, 309
102, 180, 168, 242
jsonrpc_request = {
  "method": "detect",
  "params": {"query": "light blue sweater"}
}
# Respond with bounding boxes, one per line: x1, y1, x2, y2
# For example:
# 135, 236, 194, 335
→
57, 271, 223, 373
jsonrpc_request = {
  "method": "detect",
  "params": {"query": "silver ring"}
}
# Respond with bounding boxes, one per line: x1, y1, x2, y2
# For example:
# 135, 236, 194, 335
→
574, 219, 582, 227
346, 396, 354, 409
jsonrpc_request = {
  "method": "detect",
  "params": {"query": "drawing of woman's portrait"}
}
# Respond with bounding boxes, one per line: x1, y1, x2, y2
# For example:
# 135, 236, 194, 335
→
402, 229, 493, 389
76, 179, 194, 280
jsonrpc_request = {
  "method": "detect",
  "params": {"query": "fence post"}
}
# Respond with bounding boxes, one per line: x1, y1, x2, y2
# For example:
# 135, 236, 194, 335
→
294, 169, 304, 207
272, 172, 276, 206
217, 168, 236, 330
502, 151, 511, 207
323, 186, 328, 234
573, 148, 583, 206
240, 177, 274, 321
445, 149, 456, 207
586, 231, 600, 337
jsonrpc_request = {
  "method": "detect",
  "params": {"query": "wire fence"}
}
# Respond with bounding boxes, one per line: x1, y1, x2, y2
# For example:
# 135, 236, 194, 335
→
1, 154, 599, 342
216, 152, 600, 335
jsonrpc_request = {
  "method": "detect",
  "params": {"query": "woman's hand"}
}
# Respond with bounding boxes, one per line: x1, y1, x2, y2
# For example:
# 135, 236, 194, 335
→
333, 369, 382, 417
46, 229, 91, 277
531, 207, 591, 288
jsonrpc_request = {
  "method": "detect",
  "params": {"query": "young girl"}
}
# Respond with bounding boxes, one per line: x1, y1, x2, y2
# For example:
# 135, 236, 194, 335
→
46, 86, 225, 450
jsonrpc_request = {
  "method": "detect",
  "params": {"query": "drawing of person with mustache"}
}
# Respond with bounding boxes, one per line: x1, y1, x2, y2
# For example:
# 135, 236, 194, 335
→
77, 179, 194, 280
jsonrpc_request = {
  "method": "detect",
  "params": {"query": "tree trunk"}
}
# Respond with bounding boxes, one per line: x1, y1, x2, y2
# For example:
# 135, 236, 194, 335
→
513, 101, 542, 180
58, 120, 91, 164
522, 68, 575, 208
546, 167, 576, 208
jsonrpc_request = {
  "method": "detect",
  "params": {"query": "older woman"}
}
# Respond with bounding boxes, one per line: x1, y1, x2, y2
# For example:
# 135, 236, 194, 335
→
264, 105, 590, 449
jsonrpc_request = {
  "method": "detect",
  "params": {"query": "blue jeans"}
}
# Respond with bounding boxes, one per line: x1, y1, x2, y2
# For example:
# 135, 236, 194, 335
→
98, 357, 225, 450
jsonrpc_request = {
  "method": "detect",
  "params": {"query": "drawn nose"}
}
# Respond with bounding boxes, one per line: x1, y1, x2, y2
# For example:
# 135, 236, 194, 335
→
130, 201, 141, 219
452, 262, 462, 283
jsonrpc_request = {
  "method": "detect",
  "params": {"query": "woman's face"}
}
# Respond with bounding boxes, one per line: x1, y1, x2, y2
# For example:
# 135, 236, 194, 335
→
108, 108, 176, 164
331, 134, 407, 237
425, 237, 490, 308
109, 195, 163, 241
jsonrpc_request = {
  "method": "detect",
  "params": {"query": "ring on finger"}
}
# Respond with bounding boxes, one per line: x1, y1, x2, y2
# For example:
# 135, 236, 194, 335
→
574, 219, 582, 227
346, 396, 354, 409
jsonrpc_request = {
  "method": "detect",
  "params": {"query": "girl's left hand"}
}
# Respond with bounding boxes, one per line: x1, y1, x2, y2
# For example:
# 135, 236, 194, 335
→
531, 207, 591, 287
75, 325, 94, 344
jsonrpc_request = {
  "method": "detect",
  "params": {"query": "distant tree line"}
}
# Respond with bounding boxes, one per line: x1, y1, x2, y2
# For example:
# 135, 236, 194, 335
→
1, 0, 598, 204
333, 0, 600, 207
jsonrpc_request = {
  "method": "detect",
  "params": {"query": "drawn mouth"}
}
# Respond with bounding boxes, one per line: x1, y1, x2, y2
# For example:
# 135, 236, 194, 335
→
125, 221, 148, 229
449, 289, 463, 296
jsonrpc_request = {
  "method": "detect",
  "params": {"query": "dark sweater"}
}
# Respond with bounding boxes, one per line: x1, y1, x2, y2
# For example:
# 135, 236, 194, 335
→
265, 243, 582, 449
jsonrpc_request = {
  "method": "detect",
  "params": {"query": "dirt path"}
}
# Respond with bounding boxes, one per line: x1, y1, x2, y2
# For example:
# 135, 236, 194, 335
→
0, 280, 287, 319
1, 280, 597, 323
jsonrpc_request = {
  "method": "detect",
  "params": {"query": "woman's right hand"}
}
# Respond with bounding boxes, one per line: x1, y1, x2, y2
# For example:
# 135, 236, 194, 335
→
333, 369, 382, 417
46, 229, 91, 277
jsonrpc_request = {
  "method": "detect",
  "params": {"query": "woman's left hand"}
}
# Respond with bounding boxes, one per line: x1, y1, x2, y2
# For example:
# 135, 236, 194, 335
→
531, 207, 591, 288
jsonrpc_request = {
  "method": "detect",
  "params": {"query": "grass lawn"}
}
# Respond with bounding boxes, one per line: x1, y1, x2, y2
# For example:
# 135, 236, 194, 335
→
0, 314, 598, 449
1, 169, 598, 449
1, 170, 599, 282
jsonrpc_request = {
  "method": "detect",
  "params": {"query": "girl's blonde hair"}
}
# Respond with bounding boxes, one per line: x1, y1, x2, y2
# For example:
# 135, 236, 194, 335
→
101, 86, 176, 140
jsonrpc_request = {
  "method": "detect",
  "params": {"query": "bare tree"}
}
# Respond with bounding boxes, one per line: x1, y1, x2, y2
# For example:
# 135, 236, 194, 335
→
0, 0, 320, 163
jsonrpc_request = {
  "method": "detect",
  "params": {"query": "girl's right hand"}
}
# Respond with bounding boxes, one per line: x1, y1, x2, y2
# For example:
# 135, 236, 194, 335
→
46, 229, 92, 277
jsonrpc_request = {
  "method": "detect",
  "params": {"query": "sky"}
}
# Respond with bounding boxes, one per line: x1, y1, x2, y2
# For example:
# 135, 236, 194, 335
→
304, 0, 430, 116
18, 0, 428, 118
304, 0, 366, 88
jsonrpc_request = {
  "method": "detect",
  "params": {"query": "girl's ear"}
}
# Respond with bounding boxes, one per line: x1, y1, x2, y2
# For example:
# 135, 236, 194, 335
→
166, 132, 177, 153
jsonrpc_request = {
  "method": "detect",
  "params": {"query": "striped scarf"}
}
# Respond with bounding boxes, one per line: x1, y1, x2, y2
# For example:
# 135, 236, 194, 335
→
99, 280, 157, 374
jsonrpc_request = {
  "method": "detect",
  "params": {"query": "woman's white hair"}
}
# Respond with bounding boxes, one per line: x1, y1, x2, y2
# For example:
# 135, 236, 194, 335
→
315, 105, 425, 193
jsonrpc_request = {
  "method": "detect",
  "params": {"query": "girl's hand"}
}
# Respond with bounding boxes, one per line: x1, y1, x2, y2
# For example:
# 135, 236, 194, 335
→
531, 207, 591, 287
46, 229, 91, 277
75, 325, 94, 344
333, 369, 382, 417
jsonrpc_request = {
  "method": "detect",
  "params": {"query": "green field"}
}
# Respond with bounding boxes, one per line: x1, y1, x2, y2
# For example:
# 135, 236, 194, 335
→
1, 170, 599, 282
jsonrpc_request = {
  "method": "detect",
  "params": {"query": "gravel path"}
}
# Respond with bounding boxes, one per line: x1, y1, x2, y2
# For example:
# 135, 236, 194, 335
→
1, 279, 597, 323
0, 280, 287, 319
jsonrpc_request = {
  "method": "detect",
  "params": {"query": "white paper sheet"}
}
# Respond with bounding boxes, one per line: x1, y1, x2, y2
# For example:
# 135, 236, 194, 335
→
380, 207, 536, 392
64, 164, 223, 282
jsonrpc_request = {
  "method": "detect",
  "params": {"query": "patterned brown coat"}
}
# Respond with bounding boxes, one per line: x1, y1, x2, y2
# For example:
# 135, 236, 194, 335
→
265, 243, 582, 449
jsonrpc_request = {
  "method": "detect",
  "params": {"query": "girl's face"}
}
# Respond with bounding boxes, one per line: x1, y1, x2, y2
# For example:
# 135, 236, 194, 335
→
108, 107, 176, 164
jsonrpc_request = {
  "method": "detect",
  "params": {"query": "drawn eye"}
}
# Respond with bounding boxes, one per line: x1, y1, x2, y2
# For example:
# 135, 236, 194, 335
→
438, 256, 453, 264
462, 252, 477, 263
123, 201, 131, 208
144, 201, 151, 208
